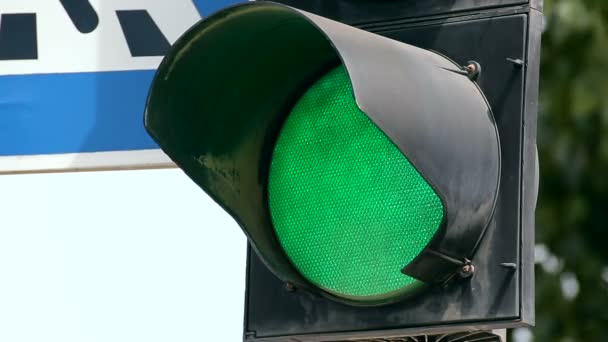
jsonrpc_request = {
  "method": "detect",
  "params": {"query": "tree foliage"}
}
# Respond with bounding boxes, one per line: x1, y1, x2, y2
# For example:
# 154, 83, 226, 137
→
531, 0, 608, 340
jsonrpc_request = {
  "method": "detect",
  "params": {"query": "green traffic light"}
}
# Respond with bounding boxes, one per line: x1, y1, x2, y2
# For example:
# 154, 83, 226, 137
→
268, 65, 445, 302
145, 1, 503, 306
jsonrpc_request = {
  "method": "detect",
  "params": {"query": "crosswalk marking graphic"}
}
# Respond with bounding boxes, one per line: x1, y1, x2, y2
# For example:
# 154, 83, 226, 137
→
0, 3, 173, 61
0, 0, 203, 75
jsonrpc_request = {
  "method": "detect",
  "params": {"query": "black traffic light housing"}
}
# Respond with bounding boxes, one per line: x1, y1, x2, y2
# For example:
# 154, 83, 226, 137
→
146, 0, 502, 306
144, 0, 541, 340
243, 1, 541, 340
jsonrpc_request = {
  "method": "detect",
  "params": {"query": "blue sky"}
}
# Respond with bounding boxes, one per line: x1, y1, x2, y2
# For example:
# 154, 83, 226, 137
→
0, 169, 246, 342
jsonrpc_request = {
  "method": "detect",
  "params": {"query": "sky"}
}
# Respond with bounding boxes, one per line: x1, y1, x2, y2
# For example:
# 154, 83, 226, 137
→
0, 169, 247, 342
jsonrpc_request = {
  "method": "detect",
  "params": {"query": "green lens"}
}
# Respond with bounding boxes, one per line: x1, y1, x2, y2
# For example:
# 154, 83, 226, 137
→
267, 65, 444, 302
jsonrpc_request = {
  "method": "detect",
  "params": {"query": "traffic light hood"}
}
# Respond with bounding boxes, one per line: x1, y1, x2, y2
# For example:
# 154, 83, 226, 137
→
144, 1, 500, 306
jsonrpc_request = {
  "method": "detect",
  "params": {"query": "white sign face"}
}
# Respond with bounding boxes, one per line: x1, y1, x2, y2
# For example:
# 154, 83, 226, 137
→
0, 0, 245, 174
0, 169, 247, 342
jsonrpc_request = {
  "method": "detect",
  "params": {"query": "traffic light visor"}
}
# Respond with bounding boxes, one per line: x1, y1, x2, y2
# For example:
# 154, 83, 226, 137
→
145, 1, 500, 306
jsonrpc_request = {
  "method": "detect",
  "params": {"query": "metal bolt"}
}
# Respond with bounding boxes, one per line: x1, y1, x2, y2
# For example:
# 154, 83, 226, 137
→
506, 57, 524, 67
459, 262, 475, 278
464, 61, 481, 80
500, 262, 517, 270
285, 281, 296, 292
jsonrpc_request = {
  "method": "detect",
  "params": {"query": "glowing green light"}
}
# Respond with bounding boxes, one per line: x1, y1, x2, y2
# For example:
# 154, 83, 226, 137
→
267, 65, 444, 302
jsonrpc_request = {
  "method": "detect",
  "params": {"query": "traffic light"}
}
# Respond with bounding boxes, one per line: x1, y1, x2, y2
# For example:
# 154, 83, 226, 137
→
144, 0, 541, 340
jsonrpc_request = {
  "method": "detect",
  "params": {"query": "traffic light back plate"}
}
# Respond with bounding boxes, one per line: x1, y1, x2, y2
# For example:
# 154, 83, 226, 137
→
244, 5, 540, 340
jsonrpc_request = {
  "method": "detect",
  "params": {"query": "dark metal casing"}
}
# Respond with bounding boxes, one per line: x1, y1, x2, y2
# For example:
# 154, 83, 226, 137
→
243, 0, 541, 340
142, 0, 540, 339
145, 1, 503, 305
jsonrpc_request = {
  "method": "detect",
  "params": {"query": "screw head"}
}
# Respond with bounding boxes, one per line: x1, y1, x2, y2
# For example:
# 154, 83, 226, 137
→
459, 263, 475, 278
285, 282, 296, 292
464, 61, 482, 80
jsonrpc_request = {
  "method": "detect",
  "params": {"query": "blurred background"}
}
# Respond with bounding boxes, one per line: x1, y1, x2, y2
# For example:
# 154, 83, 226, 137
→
512, 0, 608, 340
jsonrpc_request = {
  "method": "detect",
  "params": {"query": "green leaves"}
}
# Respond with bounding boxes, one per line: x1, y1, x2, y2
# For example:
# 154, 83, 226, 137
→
533, 0, 608, 340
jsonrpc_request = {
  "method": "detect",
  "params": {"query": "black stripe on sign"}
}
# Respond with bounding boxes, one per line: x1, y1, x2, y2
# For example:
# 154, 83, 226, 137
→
59, 0, 99, 34
0, 13, 38, 60
116, 10, 170, 57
